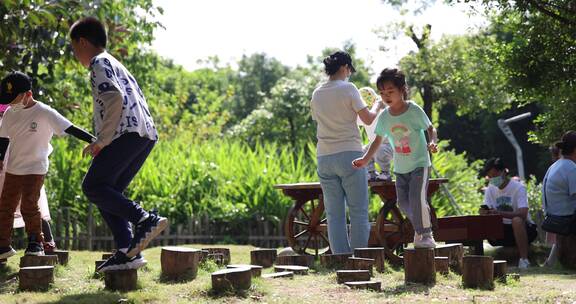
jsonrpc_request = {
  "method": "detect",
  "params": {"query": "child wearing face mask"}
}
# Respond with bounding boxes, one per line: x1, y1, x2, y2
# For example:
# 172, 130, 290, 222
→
479, 157, 537, 269
0, 71, 95, 259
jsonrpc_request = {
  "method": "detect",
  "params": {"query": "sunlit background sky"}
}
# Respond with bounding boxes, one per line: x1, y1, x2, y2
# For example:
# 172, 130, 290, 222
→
151, 0, 487, 73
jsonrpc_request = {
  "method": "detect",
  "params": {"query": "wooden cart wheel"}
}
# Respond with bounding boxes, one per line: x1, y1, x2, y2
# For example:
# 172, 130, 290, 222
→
285, 196, 330, 257
375, 202, 411, 265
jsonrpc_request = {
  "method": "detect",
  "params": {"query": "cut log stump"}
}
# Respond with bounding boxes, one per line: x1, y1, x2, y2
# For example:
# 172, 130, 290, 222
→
161, 246, 201, 281
211, 267, 252, 292
19, 266, 54, 291
275, 254, 314, 267
435, 256, 450, 275
557, 234, 576, 270
53, 250, 69, 265
20, 255, 58, 268
434, 243, 464, 274
344, 281, 381, 291
493, 260, 508, 283
274, 265, 309, 275
354, 247, 386, 273
200, 250, 209, 262
320, 253, 351, 270
227, 264, 263, 277
346, 257, 375, 276
250, 249, 277, 268
336, 270, 370, 284
262, 271, 294, 279
104, 269, 138, 291
202, 248, 231, 265
404, 248, 436, 285
207, 253, 225, 266
462, 255, 494, 290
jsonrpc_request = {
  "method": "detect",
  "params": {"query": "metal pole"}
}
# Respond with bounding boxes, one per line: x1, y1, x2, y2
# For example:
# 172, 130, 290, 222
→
497, 112, 531, 180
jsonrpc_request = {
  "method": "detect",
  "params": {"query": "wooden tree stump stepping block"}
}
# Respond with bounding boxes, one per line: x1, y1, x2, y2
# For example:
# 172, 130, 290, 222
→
336, 270, 371, 284
250, 249, 277, 268
434, 243, 464, 274
211, 267, 252, 292
95, 260, 106, 272
320, 253, 351, 270
200, 250, 209, 262
354, 247, 386, 273
202, 248, 231, 265
20, 255, 58, 268
275, 254, 314, 267
227, 264, 263, 277
274, 265, 309, 275
493, 260, 508, 283
53, 250, 69, 265
557, 234, 576, 270
346, 257, 375, 276
105, 269, 138, 291
207, 253, 225, 265
161, 246, 201, 280
344, 281, 381, 291
404, 248, 436, 285
19, 266, 54, 291
262, 271, 294, 279
462, 255, 494, 290
434, 256, 450, 275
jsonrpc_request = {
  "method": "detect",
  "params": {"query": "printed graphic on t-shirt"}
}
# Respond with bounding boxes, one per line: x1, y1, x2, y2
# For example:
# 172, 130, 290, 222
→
390, 124, 411, 154
495, 196, 514, 212
29, 122, 37, 132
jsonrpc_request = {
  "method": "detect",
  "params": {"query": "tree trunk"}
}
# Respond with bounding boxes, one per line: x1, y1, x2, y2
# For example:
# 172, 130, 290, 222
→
354, 247, 386, 273
346, 257, 375, 276
344, 281, 381, 291
202, 248, 231, 265
493, 260, 507, 283
434, 256, 449, 275
320, 253, 351, 270
161, 246, 201, 280
104, 269, 138, 291
250, 249, 277, 268
211, 267, 252, 292
53, 250, 69, 265
404, 248, 436, 285
336, 270, 371, 284
20, 255, 58, 268
557, 234, 576, 270
275, 254, 314, 267
434, 243, 464, 274
19, 266, 54, 291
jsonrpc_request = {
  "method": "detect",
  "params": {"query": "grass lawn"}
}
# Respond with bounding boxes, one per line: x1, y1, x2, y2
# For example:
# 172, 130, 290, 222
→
1, 244, 575, 304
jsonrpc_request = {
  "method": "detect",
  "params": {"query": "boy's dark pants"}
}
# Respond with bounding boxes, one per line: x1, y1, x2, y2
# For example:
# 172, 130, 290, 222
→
0, 174, 45, 247
82, 133, 155, 250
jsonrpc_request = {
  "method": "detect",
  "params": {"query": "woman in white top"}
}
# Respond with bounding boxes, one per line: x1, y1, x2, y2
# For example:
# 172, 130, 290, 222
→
310, 51, 383, 254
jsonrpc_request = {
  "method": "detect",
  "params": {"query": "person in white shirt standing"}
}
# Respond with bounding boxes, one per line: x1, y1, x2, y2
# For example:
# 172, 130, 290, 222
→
0, 71, 95, 260
479, 157, 537, 269
70, 17, 168, 272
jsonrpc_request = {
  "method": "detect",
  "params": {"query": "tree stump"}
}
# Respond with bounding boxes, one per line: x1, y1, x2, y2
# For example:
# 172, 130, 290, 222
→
346, 257, 375, 276
462, 255, 494, 290
493, 260, 508, 283
102, 253, 114, 260
207, 253, 225, 265
20, 255, 58, 268
320, 253, 351, 270
227, 264, 263, 277
275, 254, 314, 267
53, 250, 69, 265
274, 265, 309, 275
344, 281, 381, 291
354, 247, 385, 273
262, 271, 294, 279
250, 249, 277, 268
95, 260, 106, 272
336, 270, 371, 284
434, 243, 464, 274
434, 257, 450, 275
404, 248, 436, 285
161, 246, 201, 281
104, 269, 138, 291
557, 234, 576, 270
211, 267, 252, 292
202, 248, 231, 265
19, 266, 54, 291
200, 250, 209, 263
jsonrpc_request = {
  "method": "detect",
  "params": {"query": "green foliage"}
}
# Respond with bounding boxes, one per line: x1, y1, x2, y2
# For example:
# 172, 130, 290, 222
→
430, 141, 484, 216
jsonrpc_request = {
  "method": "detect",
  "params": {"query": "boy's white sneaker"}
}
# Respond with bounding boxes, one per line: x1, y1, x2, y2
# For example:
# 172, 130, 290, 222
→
414, 234, 436, 249
518, 258, 530, 269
